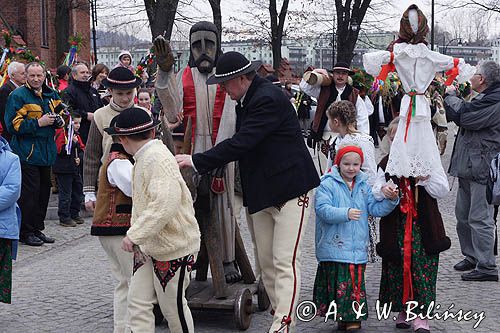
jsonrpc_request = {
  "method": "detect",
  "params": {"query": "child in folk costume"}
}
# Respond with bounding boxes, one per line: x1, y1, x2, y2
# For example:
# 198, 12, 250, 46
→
105, 107, 200, 333
362, 4, 474, 179
91, 115, 134, 332
314, 145, 399, 331
325, 101, 377, 183
373, 127, 451, 332
0, 135, 21, 304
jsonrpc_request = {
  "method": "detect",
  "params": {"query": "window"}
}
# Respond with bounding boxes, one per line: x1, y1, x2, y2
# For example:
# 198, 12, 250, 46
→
41, 0, 49, 47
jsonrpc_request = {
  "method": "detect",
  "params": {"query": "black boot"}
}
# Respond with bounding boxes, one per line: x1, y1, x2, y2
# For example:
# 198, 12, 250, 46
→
20, 234, 44, 246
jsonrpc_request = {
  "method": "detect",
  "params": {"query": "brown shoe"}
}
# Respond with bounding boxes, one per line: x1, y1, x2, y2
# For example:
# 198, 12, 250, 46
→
345, 321, 361, 331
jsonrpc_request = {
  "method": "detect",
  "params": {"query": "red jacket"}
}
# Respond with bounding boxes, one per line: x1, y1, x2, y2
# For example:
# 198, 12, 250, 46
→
52, 128, 85, 174
55, 128, 85, 153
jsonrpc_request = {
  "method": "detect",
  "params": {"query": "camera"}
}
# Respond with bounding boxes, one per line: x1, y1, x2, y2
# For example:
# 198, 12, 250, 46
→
49, 102, 71, 129
51, 112, 65, 128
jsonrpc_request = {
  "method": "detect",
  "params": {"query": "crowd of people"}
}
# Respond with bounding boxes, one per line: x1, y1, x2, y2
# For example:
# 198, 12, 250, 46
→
0, 4, 499, 333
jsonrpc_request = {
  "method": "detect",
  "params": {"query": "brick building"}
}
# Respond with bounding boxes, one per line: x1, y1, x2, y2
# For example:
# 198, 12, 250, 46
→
0, 0, 91, 69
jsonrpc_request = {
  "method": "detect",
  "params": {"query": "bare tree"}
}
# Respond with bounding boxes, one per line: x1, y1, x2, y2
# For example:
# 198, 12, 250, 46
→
224, 0, 320, 70
144, 0, 180, 39
96, 0, 204, 41
208, 0, 222, 35
334, 0, 371, 65
269, 0, 290, 70
446, 0, 500, 14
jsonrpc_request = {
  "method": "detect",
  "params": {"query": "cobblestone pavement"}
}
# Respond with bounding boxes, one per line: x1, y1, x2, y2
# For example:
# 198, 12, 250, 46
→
1, 132, 499, 333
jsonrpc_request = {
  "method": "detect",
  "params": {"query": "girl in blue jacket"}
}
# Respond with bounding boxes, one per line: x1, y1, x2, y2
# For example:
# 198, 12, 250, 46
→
0, 136, 21, 304
313, 145, 399, 331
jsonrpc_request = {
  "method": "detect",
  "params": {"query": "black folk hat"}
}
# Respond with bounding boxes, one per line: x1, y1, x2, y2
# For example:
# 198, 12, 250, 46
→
332, 62, 354, 75
206, 51, 262, 85
102, 67, 142, 90
104, 107, 160, 136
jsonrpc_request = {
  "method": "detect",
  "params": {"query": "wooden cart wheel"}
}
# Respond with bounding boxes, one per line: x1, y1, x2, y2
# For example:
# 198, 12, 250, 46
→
234, 288, 253, 330
257, 279, 271, 311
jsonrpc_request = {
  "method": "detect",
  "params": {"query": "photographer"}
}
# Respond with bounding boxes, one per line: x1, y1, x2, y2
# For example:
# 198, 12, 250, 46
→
4, 62, 65, 246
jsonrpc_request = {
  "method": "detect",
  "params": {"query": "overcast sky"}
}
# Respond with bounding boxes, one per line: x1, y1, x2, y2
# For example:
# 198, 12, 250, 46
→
97, 0, 500, 42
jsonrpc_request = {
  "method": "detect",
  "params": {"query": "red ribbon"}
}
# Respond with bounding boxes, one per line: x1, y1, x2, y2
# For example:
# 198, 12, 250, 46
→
399, 178, 417, 305
445, 58, 460, 86
376, 52, 395, 82
403, 91, 424, 143
349, 264, 363, 305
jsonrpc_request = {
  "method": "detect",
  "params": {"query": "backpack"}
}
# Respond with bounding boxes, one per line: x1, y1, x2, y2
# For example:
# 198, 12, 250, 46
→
487, 152, 500, 205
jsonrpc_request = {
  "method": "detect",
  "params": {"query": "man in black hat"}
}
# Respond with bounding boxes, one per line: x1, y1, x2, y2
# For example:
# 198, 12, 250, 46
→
301, 62, 369, 174
176, 51, 320, 333
154, 21, 242, 283
82, 66, 142, 333
104, 107, 200, 333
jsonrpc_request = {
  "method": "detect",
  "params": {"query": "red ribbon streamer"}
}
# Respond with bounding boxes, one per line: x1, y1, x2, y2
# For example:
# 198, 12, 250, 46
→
349, 264, 363, 305
399, 178, 417, 305
445, 58, 460, 86
376, 52, 395, 82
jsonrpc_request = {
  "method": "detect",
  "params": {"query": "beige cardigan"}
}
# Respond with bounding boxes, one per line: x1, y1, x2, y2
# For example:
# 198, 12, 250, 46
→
127, 140, 200, 261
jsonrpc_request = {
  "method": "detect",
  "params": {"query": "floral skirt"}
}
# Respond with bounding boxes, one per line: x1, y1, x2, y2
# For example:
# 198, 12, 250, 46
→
379, 215, 439, 314
313, 262, 368, 322
0, 238, 12, 304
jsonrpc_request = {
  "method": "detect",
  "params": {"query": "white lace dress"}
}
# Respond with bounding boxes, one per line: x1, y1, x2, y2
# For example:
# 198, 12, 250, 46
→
363, 43, 475, 178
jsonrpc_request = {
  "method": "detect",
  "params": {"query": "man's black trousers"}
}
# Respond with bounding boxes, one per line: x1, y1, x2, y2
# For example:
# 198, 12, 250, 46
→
18, 164, 51, 237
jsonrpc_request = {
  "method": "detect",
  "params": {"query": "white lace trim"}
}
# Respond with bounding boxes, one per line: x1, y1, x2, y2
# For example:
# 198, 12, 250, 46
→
386, 120, 444, 178
363, 51, 391, 77
393, 43, 430, 59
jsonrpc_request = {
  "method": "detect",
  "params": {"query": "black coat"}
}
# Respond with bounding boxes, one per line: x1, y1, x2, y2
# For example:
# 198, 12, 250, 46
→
62, 80, 103, 143
0, 80, 17, 141
193, 76, 320, 214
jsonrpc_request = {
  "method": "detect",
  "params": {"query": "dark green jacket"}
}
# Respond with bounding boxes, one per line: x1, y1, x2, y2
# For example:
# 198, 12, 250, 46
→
4, 84, 62, 166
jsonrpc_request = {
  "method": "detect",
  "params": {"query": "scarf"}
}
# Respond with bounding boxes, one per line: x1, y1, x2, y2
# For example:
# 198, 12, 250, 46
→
398, 5, 429, 45
109, 98, 135, 112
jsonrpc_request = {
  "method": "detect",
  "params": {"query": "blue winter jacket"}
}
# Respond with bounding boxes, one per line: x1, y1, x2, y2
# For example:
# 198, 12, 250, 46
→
315, 167, 399, 264
0, 136, 21, 259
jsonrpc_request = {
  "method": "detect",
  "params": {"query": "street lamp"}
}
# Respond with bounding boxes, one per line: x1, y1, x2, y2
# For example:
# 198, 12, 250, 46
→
89, 0, 98, 64
443, 38, 463, 56
177, 51, 182, 72
350, 18, 359, 33
332, 17, 336, 65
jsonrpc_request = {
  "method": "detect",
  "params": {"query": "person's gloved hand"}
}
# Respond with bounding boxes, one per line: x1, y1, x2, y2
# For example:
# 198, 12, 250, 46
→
306, 129, 320, 150
153, 35, 175, 72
